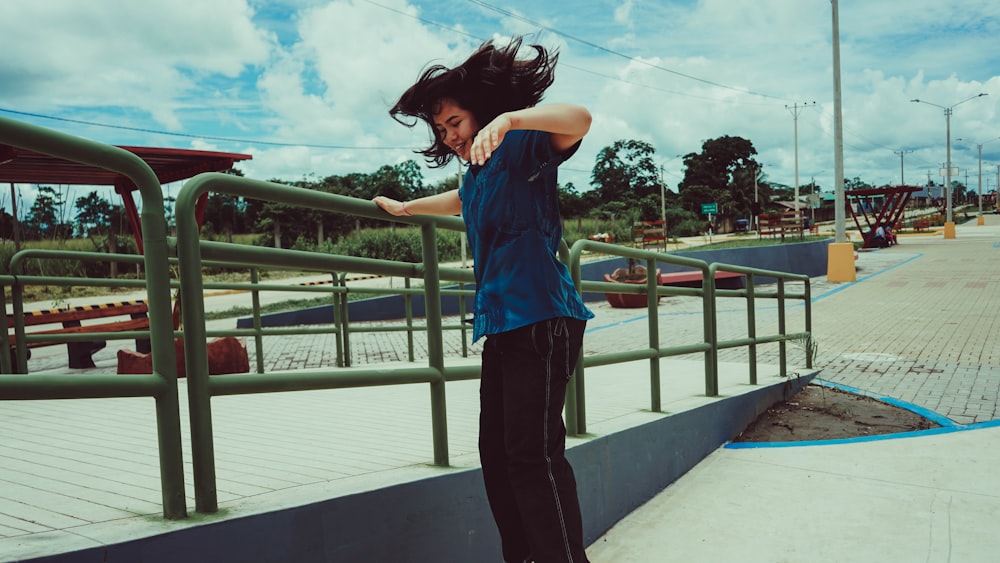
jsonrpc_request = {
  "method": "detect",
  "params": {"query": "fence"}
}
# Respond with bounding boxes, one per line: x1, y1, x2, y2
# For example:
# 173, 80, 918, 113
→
0, 115, 812, 521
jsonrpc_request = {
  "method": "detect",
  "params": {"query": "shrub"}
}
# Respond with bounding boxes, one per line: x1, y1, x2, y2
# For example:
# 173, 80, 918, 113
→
319, 227, 467, 263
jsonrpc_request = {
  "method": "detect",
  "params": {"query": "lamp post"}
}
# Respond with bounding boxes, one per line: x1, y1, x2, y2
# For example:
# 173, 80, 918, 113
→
910, 93, 988, 234
958, 136, 1000, 223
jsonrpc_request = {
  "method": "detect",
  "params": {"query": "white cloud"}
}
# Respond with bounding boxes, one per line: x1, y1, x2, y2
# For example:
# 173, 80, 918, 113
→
2, 0, 998, 197
0, 0, 272, 129
614, 0, 633, 26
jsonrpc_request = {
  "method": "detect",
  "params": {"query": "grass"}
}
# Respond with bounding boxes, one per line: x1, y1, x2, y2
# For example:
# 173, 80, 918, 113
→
204, 296, 334, 321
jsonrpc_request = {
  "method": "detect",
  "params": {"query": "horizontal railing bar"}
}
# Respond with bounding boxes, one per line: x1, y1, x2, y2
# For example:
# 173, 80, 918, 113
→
207, 367, 443, 396
0, 373, 166, 399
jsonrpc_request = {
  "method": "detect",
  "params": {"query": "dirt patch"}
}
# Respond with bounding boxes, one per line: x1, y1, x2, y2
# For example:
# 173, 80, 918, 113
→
733, 384, 940, 443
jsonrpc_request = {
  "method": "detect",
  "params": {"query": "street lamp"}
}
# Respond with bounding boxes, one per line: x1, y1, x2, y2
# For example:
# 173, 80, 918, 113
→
910, 93, 988, 231
957, 136, 1000, 222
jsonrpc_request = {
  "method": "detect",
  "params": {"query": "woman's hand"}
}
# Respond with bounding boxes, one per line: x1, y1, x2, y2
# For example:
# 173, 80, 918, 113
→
470, 113, 513, 166
373, 196, 409, 217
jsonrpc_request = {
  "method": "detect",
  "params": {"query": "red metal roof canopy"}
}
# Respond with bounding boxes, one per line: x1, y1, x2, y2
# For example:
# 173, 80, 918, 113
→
845, 185, 921, 248
0, 144, 251, 187
0, 144, 252, 253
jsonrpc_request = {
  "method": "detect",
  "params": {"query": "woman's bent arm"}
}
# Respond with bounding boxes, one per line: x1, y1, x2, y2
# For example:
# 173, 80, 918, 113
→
470, 104, 591, 165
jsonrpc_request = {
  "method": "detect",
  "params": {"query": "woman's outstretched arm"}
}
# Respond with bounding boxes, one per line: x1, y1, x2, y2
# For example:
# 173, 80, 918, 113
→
373, 189, 462, 217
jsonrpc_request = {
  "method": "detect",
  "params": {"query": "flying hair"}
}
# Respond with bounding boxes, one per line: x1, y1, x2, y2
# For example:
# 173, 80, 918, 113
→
390, 36, 558, 167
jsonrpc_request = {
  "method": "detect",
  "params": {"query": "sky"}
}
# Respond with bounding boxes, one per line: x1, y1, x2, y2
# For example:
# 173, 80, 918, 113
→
2, 0, 1000, 213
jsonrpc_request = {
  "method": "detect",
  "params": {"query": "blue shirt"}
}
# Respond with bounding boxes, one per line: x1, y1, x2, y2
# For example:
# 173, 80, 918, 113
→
458, 129, 594, 341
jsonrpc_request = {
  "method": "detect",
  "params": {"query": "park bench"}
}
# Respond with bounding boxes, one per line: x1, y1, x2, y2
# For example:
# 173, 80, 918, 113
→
913, 219, 929, 231
757, 212, 802, 241
7, 300, 150, 369
633, 220, 666, 250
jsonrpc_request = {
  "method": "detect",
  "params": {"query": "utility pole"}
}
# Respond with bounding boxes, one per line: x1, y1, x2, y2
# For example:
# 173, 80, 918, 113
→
827, 0, 853, 282
659, 165, 666, 238
9, 182, 20, 252
893, 149, 912, 185
753, 163, 759, 230
785, 101, 816, 225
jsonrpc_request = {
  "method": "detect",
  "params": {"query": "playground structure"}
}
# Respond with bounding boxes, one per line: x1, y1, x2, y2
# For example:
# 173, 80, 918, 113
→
845, 185, 922, 248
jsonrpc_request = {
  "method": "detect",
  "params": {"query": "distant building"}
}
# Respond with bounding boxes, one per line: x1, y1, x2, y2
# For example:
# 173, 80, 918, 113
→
910, 183, 945, 208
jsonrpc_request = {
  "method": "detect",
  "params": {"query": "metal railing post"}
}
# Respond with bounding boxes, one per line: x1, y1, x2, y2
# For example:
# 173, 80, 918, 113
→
705, 264, 720, 397
250, 267, 265, 374
331, 273, 344, 368
175, 179, 218, 514
405, 277, 415, 362
777, 279, 787, 378
421, 222, 449, 466
746, 273, 758, 385
646, 257, 661, 412
340, 272, 351, 367
564, 242, 582, 435
0, 116, 187, 520
704, 266, 719, 397
804, 280, 813, 369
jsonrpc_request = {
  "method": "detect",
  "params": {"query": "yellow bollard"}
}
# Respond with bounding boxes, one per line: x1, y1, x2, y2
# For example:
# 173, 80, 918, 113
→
827, 242, 856, 282
944, 221, 956, 239
978, 215, 985, 226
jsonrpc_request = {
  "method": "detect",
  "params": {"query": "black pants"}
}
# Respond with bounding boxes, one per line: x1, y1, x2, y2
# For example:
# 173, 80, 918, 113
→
480, 317, 589, 563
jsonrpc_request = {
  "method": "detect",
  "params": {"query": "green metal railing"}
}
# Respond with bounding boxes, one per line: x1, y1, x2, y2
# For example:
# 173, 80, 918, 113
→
173, 172, 479, 513
0, 116, 187, 519
566, 239, 811, 435
1, 116, 812, 521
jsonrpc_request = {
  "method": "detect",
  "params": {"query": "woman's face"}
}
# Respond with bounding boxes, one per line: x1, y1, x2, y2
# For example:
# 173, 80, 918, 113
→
432, 98, 480, 162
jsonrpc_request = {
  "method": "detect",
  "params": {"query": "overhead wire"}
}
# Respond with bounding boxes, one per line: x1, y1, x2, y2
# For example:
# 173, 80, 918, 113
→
0, 107, 416, 151
461, 0, 793, 103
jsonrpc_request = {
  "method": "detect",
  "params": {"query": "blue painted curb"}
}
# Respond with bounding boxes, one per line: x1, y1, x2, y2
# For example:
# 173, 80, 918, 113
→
725, 379, 1000, 449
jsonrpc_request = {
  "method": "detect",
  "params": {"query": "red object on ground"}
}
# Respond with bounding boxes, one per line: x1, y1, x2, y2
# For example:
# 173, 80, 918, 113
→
117, 337, 250, 378
658, 270, 745, 290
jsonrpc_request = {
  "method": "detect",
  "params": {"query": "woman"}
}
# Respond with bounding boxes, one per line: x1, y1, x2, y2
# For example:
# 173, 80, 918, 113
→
374, 37, 594, 563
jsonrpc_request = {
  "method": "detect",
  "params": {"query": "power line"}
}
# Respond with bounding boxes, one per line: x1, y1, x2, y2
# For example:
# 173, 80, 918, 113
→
0, 107, 416, 151
462, 0, 791, 102
362, 0, 773, 107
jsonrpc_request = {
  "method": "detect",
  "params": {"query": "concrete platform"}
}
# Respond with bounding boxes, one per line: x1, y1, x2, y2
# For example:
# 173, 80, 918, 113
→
3, 214, 1000, 561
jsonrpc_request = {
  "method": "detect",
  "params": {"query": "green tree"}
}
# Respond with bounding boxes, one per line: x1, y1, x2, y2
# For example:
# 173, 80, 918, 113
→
590, 140, 659, 205
25, 186, 63, 239
845, 177, 873, 191
557, 182, 588, 219
74, 190, 111, 239
677, 136, 760, 220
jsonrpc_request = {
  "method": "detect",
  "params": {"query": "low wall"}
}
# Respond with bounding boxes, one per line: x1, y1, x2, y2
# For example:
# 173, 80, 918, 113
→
39, 373, 814, 562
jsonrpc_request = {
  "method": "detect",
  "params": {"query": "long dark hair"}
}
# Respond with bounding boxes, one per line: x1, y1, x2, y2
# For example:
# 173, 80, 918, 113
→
390, 36, 558, 167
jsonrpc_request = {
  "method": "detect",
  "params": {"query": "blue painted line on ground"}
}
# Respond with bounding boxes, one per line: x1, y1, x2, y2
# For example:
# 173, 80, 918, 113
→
810, 252, 923, 302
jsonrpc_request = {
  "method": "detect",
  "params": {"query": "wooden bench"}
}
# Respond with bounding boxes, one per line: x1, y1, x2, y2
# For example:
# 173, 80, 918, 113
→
659, 270, 746, 290
913, 219, 930, 231
7, 300, 150, 369
633, 220, 666, 249
758, 212, 803, 241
